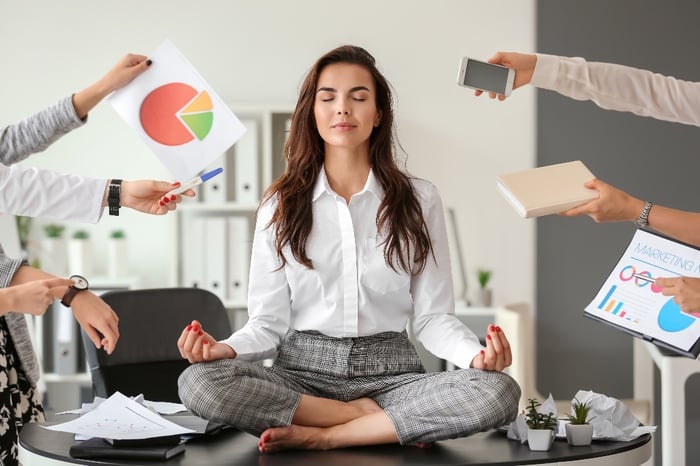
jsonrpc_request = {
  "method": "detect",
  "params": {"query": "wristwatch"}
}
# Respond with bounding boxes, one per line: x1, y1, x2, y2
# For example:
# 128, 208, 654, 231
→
60, 274, 89, 307
108, 179, 122, 216
634, 201, 654, 228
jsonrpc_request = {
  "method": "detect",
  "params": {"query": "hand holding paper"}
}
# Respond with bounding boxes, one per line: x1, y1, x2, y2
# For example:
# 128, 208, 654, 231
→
109, 40, 246, 181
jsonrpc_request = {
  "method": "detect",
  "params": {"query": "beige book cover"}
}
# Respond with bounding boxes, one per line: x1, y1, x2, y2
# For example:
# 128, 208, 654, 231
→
496, 160, 598, 218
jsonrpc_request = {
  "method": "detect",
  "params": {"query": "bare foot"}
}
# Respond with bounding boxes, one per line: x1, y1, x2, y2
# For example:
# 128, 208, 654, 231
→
347, 397, 383, 415
258, 425, 330, 453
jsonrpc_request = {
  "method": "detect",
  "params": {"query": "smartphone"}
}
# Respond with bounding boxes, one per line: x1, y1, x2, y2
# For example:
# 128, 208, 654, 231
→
457, 57, 515, 97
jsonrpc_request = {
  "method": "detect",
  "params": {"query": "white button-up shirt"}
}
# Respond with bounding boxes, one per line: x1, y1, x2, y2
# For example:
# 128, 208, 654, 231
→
223, 168, 483, 369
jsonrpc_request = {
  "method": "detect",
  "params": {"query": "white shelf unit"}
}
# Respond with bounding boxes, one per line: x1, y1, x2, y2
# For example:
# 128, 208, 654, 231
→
172, 104, 293, 330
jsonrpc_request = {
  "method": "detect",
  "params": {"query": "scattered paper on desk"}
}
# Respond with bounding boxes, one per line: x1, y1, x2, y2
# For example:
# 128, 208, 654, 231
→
56, 394, 186, 416
144, 400, 188, 415
45, 392, 194, 440
573, 390, 655, 441
109, 39, 246, 181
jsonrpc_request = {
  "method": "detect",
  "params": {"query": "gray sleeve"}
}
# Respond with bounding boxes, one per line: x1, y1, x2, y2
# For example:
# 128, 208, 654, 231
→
0, 96, 86, 165
0, 244, 25, 287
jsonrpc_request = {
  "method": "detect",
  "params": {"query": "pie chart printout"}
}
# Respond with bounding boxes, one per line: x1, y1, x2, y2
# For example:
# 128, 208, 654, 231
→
140, 82, 214, 146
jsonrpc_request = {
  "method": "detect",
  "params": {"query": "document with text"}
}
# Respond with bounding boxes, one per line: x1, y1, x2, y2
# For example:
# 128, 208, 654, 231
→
585, 228, 700, 358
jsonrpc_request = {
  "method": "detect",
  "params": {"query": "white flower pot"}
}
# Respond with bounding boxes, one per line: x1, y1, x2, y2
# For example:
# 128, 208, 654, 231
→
107, 238, 128, 278
527, 428, 555, 451
565, 423, 593, 446
41, 238, 67, 276
67, 239, 92, 276
476, 288, 493, 306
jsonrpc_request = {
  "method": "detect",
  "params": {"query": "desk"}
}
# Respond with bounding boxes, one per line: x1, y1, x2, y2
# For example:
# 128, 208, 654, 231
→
19, 422, 651, 466
634, 339, 700, 466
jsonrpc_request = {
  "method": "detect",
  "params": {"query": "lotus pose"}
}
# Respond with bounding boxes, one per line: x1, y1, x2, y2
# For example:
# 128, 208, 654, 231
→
178, 45, 520, 453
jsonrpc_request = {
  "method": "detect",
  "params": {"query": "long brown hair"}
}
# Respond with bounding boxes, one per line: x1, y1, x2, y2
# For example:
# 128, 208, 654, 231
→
264, 45, 433, 274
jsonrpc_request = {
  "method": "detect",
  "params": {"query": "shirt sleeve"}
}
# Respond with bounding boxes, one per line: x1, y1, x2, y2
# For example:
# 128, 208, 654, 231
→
221, 198, 291, 361
531, 53, 700, 127
409, 181, 483, 369
0, 164, 106, 223
0, 96, 85, 165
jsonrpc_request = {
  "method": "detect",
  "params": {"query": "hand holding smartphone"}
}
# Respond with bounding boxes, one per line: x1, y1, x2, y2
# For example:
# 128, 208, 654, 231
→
457, 57, 515, 97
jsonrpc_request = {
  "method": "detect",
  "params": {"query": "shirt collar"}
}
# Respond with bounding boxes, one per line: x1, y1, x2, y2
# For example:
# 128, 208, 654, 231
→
312, 166, 385, 202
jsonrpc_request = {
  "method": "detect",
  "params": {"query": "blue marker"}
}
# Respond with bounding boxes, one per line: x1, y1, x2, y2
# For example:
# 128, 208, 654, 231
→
167, 167, 223, 196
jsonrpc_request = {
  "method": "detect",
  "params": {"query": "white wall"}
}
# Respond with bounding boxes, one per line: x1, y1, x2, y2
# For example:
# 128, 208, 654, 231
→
0, 0, 536, 308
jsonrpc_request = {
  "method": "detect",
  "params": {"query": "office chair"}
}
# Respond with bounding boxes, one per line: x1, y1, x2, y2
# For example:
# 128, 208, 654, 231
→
81, 287, 232, 403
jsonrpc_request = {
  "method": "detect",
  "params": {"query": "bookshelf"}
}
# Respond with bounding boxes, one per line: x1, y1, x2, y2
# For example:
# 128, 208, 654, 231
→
172, 103, 293, 330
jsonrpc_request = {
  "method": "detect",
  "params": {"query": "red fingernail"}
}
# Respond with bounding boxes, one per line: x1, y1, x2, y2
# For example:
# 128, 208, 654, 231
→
192, 324, 200, 332
186, 325, 192, 331
172, 181, 181, 187
170, 195, 176, 201
480, 349, 485, 355
203, 339, 209, 344
198, 330, 203, 336
496, 326, 502, 332
159, 201, 164, 206
162, 197, 169, 203
486, 334, 492, 340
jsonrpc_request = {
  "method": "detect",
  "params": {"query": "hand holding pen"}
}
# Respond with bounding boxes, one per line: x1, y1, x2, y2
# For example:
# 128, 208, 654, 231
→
654, 276, 700, 317
121, 168, 223, 216
117, 179, 196, 215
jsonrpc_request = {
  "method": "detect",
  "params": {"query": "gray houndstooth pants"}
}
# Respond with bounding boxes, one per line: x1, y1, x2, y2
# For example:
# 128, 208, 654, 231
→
178, 329, 520, 444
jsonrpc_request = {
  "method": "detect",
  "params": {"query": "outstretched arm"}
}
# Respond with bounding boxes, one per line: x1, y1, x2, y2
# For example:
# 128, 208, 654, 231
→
72, 54, 151, 119
560, 178, 700, 247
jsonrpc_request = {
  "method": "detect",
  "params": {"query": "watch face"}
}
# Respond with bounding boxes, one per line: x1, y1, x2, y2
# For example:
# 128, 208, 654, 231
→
69, 274, 89, 290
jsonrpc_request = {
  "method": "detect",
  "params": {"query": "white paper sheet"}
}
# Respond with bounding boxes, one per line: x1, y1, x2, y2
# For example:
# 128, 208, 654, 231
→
109, 39, 246, 181
45, 392, 194, 439
585, 229, 700, 351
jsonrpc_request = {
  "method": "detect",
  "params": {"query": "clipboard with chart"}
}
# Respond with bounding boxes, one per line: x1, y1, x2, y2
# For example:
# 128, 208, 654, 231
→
584, 228, 700, 358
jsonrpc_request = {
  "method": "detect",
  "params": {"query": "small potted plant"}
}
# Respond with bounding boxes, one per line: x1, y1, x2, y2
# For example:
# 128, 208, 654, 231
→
525, 398, 558, 451
107, 229, 128, 278
41, 223, 67, 275
68, 229, 92, 276
475, 268, 493, 306
565, 398, 594, 446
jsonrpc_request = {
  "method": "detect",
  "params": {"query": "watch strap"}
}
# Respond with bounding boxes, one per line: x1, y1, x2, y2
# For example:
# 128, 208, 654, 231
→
108, 179, 122, 216
60, 287, 79, 307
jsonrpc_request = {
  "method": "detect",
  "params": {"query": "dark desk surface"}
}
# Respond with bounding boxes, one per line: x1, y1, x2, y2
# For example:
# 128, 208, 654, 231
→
19, 422, 651, 466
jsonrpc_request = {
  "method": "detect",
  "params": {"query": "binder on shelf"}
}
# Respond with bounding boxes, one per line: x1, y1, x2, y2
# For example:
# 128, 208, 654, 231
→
226, 216, 250, 303
496, 160, 597, 219
53, 302, 78, 374
204, 217, 227, 302
202, 155, 228, 203
182, 217, 207, 289
234, 118, 259, 204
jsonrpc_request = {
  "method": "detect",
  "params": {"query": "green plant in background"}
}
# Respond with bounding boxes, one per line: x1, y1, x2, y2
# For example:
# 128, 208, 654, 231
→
110, 229, 126, 239
525, 398, 558, 430
15, 216, 32, 250
566, 398, 593, 425
477, 268, 492, 289
72, 230, 90, 240
43, 224, 65, 238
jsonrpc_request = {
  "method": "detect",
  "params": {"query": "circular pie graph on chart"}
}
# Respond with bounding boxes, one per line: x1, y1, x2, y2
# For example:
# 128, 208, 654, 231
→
140, 82, 214, 146
657, 297, 696, 332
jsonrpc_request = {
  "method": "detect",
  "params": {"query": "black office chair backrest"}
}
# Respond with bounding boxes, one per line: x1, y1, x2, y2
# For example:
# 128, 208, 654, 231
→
81, 287, 232, 403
